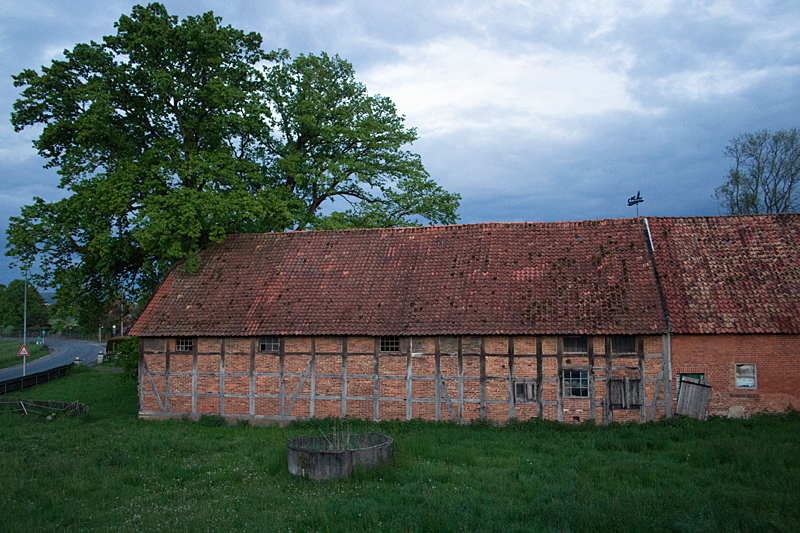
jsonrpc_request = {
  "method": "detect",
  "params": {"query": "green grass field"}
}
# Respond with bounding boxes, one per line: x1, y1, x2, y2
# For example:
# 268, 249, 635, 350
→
0, 339, 49, 369
1, 367, 799, 532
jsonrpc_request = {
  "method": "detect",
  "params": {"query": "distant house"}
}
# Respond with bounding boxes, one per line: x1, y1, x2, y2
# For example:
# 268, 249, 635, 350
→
128, 215, 800, 424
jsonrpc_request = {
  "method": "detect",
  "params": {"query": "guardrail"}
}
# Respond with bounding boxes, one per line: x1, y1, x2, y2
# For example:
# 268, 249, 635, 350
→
0, 363, 74, 396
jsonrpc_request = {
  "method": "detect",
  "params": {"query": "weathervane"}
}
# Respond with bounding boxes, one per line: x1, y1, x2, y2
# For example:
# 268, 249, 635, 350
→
627, 191, 643, 216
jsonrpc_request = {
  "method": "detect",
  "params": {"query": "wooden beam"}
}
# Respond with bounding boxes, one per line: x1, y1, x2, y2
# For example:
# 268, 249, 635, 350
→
219, 338, 226, 416
138, 338, 145, 413
310, 338, 316, 419
458, 337, 464, 423
373, 338, 380, 422
192, 341, 197, 415
249, 338, 256, 416
588, 336, 596, 421
480, 338, 486, 420
663, 334, 674, 418
165, 341, 171, 412
638, 337, 646, 423
341, 336, 348, 418
508, 336, 515, 420
406, 337, 413, 421
440, 377, 457, 421
556, 337, 563, 423
536, 337, 543, 419
279, 339, 285, 418
648, 363, 664, 422
605, 337, 612, 424
435, 337, 441, 421
142, 357, 164, 412
286, 359, 312, 417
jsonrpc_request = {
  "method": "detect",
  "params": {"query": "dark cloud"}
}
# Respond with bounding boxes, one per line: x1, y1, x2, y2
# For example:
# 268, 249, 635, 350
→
1, 0, 798, 286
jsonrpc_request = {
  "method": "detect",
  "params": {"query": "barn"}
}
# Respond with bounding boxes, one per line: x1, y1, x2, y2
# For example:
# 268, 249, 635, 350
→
128, 214, 800, 424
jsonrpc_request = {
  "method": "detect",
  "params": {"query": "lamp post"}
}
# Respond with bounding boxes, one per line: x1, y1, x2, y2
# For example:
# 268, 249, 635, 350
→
22, 269, 27, 377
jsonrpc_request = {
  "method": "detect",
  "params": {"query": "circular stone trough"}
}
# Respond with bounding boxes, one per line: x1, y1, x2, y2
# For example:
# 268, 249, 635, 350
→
287, 432, 393, 480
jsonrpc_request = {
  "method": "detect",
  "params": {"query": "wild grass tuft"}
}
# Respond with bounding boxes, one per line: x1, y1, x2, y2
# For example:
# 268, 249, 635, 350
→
2, 368, 799, 532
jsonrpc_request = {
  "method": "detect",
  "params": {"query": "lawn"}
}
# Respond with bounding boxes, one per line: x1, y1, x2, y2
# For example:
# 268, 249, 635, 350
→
0, 339, 50, 369
1, 367, 799, 533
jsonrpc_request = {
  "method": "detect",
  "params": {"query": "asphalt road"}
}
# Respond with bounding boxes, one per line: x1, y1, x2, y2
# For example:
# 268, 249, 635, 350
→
0, 338, 106, 383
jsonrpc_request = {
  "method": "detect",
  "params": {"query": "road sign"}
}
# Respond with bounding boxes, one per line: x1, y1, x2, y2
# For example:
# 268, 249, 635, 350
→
18, 345, 29, 357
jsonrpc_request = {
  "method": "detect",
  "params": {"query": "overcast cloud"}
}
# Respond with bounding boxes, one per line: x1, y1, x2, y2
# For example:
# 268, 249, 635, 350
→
1, 0, 799, 286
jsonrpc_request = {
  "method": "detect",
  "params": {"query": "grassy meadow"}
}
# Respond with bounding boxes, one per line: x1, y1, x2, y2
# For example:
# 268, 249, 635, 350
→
1, 366, 799, 532
0, 339, 49, 369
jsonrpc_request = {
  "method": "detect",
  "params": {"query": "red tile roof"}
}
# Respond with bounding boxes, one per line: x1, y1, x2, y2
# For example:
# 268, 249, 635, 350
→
129, 219, 668, 337
649, 214, 800, 334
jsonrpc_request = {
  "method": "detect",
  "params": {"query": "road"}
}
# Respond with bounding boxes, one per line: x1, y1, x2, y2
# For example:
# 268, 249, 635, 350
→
0, 338, 106, 383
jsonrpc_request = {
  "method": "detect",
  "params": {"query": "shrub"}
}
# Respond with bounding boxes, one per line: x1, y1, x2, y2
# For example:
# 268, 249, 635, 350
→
116, 336, 139, 380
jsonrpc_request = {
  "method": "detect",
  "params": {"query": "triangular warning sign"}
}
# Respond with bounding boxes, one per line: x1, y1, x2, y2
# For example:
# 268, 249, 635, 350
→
18, 345, 29, 357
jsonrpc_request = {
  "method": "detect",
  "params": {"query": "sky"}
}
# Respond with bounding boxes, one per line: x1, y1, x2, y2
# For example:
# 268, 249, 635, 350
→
0, 0, 799, 287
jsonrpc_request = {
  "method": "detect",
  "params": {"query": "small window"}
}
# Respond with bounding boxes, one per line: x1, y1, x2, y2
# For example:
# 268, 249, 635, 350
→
563, 336, 587, 353
175, 337, 193, 352
677, 373, 705, 398
259, 336, 279, 352
515, 381, 535, 403
611, 336, 636, 354
380, 336, 400, 353
735, 364, 756, 389
563, 369, 588, 398
608, 377, 641, 409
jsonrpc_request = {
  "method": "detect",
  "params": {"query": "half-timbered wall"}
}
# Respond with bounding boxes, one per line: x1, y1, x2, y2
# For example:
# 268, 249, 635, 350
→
138, 335, 671, 424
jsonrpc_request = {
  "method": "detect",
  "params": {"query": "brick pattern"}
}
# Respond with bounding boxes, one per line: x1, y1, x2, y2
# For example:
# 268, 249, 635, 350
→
138, 334, 668, 424
130, 219, 667, 338
672, 334, 800, 417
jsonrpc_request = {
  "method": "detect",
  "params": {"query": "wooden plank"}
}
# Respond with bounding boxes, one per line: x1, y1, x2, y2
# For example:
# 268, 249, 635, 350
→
341, 336, 348, 417
219, 338, 226, 416
142, 357, 164, 412
373, 338, 380, 422
605, 337, 612, 424
165, 342, 171, 412
536, 337, 543, 419
480, 338, 486, 420
250, 339, 256, 416
406, 338, 413, 420
310, 338, 316, 419
508, 336, 515, 420
279, 340, 285, 417
435, 338, 441, 421
556, 337, 563, 423
191, 343, 197, 414
458, 337, 464, 423
638, 337, 645, 423
588, 335, 595, 421
285, 359, 312, 417
663, 334, 674, 418
440, 377, 457, 421
648, 363, 664, 422
138, 338, 145, 413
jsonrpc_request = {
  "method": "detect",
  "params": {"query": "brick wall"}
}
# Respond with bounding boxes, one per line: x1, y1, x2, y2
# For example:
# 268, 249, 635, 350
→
672, 334, 800, 417
139, 334, 667, 424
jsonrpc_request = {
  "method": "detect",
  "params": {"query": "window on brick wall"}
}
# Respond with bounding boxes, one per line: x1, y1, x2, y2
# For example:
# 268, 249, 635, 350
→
563, 336, 587, 353
259, 336, 279, 352
611, 335, 637, 354
175, 337, 193, 351
563, 369, 588, 398
608, 377, 641, 409
380, 336, 400, 353
735, 364, 757, 389
515, 381, 535, 403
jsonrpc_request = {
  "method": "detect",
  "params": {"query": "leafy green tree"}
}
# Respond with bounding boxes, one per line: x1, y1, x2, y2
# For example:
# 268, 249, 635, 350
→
715, 129, 800, 214
0, 280, 50, 335
7, 3, 459, 331
264, 51, 460, 230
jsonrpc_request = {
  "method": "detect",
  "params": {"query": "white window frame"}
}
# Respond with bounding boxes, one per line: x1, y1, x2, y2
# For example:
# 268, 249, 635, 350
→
735, 363, 757, 389
563, 369, 589, 398
175, 337, 193, 352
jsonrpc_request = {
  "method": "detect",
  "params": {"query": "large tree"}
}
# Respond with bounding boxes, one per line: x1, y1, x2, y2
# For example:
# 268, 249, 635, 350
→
715, 128, 800, 215
0, 280, 50, 335
7, 3, 459, 331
